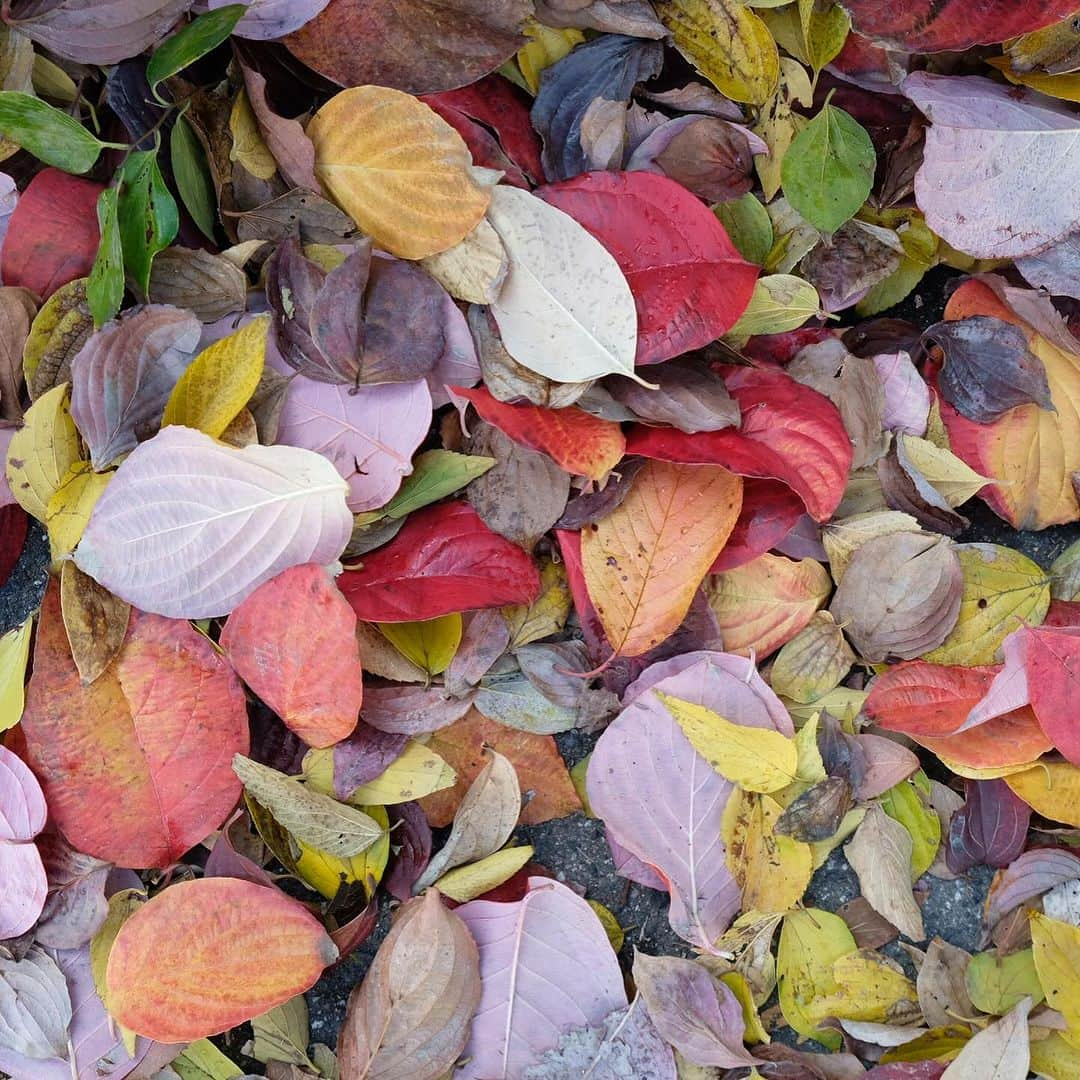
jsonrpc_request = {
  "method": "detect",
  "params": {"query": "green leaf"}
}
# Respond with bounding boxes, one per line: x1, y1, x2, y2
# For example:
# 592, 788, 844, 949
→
780, 102, 875, 233
147, 5, 247, 102
966, 948, 1045, 1016
0, 91, 106, 174
171, 1039, 243, 1079
87, 187, 124, 328
879, 774, 940, 880
725, 274, 822, 340
715, 193, 774, 266
355, 450, 496, 525
118, 149, 179, 298
171, 114, 217, 240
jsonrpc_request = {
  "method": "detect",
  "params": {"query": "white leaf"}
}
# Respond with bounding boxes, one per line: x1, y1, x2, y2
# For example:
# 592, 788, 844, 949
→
75, 425, 351, 618
941, 997, 1031, 1080
0, 947, 72, 1061
486, 186, 643, 385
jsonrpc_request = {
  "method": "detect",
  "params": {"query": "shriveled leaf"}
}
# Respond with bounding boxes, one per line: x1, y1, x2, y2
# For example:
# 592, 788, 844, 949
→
148, 246, 248, 322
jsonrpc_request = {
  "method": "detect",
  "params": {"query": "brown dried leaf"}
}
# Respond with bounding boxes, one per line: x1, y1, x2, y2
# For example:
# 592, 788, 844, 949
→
836, 354, 889, 470
235, 189, 355, 246
240, 65, 321, 194
59, 561, 130, 686
338, 889, 481, 1080
917, 937, 973, 1029
0, 287, 35, 422
148, 247, 248, 323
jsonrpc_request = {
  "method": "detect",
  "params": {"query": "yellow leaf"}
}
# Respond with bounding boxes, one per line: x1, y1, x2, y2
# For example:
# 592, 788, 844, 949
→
943, 757, 1039, 781
719, 971, 770, 1044
587, 900, 625, 953
706, 552, 832, 658
777, 907, 856, 1049
1030, 1031, 1080, 1080
348, 740, 457, 806
988, 55, 1080, 103
377, 613, 462, 676
656, 0, 779, 105
46, 461, 110, 560
898, 434, 992, 507
309, 86, 492, 260
879, 1025, 969, 1064
1031, 911, 1080, 1043
517, 20, 584, 93
229, 88, 277, 180
433, 845, 534, 903
5, 382, 82, 521
90, 888, 145, 1055
569, 754, 593, 818
809, 950, 920, 1026
295, 804, 391, 901
923, 543, 1051, 666
658, 692, 798, 793
1006, 762, 1080, 826
163, 316, 267, 438
752, 58, 812, 199
21, 278, 91, 400
783, 687, 867, 728
721, 788, 813, 913
0, 618, 31, 732
503, 557, 571, 647
770, 612, 856, 704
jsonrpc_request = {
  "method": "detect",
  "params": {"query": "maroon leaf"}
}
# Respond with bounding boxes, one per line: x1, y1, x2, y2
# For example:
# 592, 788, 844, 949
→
946, 780, 1031, 875
384, 801, 432, 901
0, 504, 28, 588
710, 479, 806, 573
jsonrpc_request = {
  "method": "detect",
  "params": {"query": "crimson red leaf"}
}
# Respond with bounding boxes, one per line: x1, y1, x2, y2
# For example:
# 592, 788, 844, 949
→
0, 504, 27, 588
453, 384, 625, 481
1016, 625, 1080, 765
710, 479, 805, 573
946, 779, 1031, 874
627, 366, 852, 521
339, 501, 540, 622
537, 172, 758, 365
1, 170, 103, 300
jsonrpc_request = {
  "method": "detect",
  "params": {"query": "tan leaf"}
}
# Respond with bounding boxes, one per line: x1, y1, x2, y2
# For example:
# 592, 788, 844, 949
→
59, 561, 130, 686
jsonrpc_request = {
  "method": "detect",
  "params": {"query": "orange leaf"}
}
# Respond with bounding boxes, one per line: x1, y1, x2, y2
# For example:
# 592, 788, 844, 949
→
916, 709, 1052, 770
21, 583, 249, 868
939, 279, 1080, 530
419, 709, 580, 827
705, 552, 832, 658
221, 564, 362, 748
581, 460, 742, 658
452, 384, 626, 481
308, 86, 492, 260
105, 877, 338, 1042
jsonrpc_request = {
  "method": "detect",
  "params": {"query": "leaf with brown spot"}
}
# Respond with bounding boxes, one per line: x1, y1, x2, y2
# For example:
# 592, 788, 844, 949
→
59, 561, 130, 686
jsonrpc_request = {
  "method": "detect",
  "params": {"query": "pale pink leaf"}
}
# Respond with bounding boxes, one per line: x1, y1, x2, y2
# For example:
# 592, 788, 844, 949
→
0, 744, 46, 841
33, 833, 110, 951
361, 685, 475, 736
74, 425, 352, 618
983, 849, 1080, 934
873, 351, 929, 436
0, 841, 47, 939
960, 630, 1031, 731
207, 0, 330, 38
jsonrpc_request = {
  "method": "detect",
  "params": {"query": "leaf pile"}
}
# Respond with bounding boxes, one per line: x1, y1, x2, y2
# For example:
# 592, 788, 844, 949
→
0, 0, 1078, 1077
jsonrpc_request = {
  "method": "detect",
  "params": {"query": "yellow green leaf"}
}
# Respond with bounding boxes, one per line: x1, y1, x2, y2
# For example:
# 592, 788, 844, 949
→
587, 900, 625, 953
773, 712, 827, 810
229, 88, 276, 180
879, 1025, 969, 1064
89, 888, 145, 1055
719, 971, 770, 1044
1031, 911, 1080, 1041
966, 947, 1044, 1016
809, 950, 920, 1026
503, 557, 571, 647
435, 844, 535, 903
294, 804, 391, 901
377, 613, 463, 676
570, 754, 593, 817
721, 788, 813, 913
349, 741, 456, 806
656, 0, 780, 105
856, 208, 939, 317
771, 612, 855, 704
923, 543, 1051, 666
880, 775, 941, 881
777, 907, 856, 1049
0, 618, 30, 732
46, 460, 110, 560
5, 382, 82, 521
726, 273, 821, 341
1030, 1031, 1080, 1080
760, 1, 850, 73
657, 692, 798, 793
172, 1040, 244, 1080
784, 687, 868, 729
162, 315, 267, 438
517, 19, 584, 93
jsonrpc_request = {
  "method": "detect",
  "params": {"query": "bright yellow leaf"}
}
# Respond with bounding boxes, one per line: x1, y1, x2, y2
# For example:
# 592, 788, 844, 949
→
1032, 912, 1080, 1045
0, 618, 31, 731
5, 382, 82, 521
517, 20, 584, 93
377, 613, 462, 676
46, 461, 110, 560
348, 740, 456, 806
988, 55, 1080, 103
658, 692, 798, 793
229, 88, 277, 180
162, 315, 267, 438
719, 971, 770, 1044
1007, 762, 1080, 827
809, 950, 920, 1026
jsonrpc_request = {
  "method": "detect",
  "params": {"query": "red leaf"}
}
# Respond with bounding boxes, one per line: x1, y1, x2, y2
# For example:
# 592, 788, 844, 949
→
453, 384, 626, 481
627, 365, 852, 521
1, 169, 103, 299
537, 171, 758, 365
220, 564, 362, 749
1045, 600, 1080, 629
21, 584, 249, 868
339, 501, 541, 622
710, 479, 805, 573
0, 505, 27, 588
1018, 625, 1080, 765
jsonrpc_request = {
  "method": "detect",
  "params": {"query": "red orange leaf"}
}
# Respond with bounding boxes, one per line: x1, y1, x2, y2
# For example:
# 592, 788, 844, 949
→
21, 584, 248, 868
582, 460, 743, 658
627, 366, 852, 522
1016, 625, 1080, 765
105, 877, 337, 1042
221, 564, 362, 749
339, 501, 540, 622
452, 385, 625, 481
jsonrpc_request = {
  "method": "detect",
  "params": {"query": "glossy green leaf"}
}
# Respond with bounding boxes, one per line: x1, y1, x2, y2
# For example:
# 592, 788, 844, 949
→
171, 115, 217, 241
0, 91, 108, 174
87, 187, 124, 328
147, 6, 247, 101
355, 450, 496, 526
780, 103, 875, 233
118, 149, 179, 298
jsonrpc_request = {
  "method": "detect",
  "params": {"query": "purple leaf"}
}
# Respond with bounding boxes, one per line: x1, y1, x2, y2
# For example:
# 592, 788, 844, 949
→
32, 833, 110, 951
607, 361, 740, 434
383, 801, 431, 902
209, 0, 331, 39
444, 609, 511, 696
332, 723, 409, 799
74, 426, 352, 618
69, 305, 202, 470
457, 877, 627, 1079
873, 351, 929, 435
946, 780, 1032, 874
6, 0, 195, 64
273, 375, 432, 513
361, 684, 475, 736
902, 73, 1080, 259
632, 951, 757, 1069
982, 848, 1080, 936
587, 651, 791, 949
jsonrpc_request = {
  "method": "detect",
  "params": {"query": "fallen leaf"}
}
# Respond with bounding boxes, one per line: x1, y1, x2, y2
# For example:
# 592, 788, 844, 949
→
106, 877, 337, 1042
946, 780, 1032, 874
0, 743, 47, 939
0, 946, 71, 1060
771, 612, 856, 703
58, 561, 129, 686
938, 996, 1031, 1079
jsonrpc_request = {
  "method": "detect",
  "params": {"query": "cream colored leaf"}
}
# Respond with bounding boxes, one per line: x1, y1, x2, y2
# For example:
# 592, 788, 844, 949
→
420, 217, 508, 304
898, 434, 991, 507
